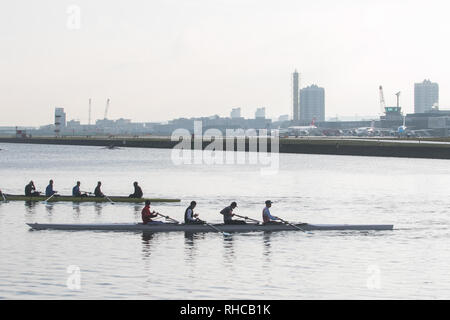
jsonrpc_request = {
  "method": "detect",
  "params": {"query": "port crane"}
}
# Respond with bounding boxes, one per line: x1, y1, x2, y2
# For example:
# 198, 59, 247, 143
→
104, 98, 110, 120
88, 98, 92, 125
379, 86, 386, 115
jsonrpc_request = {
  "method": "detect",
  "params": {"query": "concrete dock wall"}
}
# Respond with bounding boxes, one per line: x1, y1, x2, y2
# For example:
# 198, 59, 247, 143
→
1, 136, 450, 159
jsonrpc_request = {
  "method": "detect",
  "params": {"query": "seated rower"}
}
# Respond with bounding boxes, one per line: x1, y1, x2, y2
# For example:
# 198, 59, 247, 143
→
94, 181, 105, 197
220, 202, 246, 224
141, 200, 163, 224
72, 181, 88, 197
262, 200, 281, 224
184, 201, 204, 224
45, 179, 59, 197
25, 181, 40, 197
129, 181, 143, 198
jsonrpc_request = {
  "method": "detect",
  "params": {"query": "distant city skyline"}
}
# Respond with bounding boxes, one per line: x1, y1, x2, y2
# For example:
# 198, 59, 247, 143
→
2, 1, 450, 126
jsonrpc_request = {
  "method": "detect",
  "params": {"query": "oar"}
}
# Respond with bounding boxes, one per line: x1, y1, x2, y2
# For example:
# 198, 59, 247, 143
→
42, 192, 57, 204
233, 214, 260, 224
156, 213, 180, 224
204, 222, 231, 236
277, 217, 308, 233
1, 192, 8, 203
104, 195, 115, 205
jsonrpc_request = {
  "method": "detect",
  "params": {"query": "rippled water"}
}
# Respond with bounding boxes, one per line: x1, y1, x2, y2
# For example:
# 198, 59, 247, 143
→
1, 142, 450, 299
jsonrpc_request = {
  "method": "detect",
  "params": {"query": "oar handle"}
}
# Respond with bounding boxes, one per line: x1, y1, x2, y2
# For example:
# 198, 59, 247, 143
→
234, 214, 260, 223
42, 192, 57, 203
277, 218, 306, 232
157, 213, 180, 224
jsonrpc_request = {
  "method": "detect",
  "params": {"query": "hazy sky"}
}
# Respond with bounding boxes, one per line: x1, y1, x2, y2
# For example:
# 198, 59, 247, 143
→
2, 0, 450, 126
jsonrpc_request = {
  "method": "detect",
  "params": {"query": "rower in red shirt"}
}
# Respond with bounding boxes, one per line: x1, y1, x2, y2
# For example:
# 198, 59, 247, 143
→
141, 200, 163, 224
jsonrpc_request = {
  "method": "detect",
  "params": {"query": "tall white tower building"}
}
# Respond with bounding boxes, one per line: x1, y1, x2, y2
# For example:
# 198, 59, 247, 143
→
300, 85, 325, 122
54, 107, 66, 136
414, 79, 439, 113
293, 70, 299, 121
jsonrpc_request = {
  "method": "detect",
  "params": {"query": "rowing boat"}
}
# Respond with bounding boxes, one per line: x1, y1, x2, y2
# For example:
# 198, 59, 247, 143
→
27, 222, 394, 232
4, 194, 180, 203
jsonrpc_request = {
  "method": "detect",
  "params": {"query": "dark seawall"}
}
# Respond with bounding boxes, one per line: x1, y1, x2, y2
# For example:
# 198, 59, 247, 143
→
1, 136, 450, 160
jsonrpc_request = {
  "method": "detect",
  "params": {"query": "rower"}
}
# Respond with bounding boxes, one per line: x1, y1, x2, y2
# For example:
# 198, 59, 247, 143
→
72, 181, 88, 197
45, 180, 59, 197
25, 181, 40, 197
220, 202, 246, 224
184, 201, 204, 224
129, 181, 143, 198
141, 200, 163, 224
262, 200, 281, 224
94, 181, 105, 197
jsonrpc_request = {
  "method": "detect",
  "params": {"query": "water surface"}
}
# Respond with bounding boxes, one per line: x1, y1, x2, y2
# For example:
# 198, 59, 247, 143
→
0, 143, 449, 299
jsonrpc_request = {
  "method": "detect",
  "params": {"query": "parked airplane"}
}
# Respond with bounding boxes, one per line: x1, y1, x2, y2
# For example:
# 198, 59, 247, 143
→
398, 116, 407, 134
355, 121, 376, 136
288, 119, 319, 136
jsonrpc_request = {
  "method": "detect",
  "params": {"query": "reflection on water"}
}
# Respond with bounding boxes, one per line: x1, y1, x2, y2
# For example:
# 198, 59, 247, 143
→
141, 232, 155, 259
263, 233, 272, 254
72, 204, 81, 218
223, 235, 235, 265
262, 232, 272, 267
184, 232, 195, 247
94, 203, 103, 215
24, 201, 37, 214
133, 205, 141, 217
184, 232, 206, 262
45, 204, 54, 215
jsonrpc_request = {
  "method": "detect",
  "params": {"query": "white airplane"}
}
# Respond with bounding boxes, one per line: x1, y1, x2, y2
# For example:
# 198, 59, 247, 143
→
288, 119, 318, 136
398, 116, 407, 134
355, 121, 376, 136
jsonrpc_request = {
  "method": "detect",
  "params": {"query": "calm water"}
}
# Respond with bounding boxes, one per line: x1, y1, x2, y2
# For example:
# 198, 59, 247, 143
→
1, 142, 450, 299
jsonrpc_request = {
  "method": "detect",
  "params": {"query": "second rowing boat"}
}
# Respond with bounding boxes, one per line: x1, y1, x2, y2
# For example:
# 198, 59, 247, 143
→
3, 194, 180, 203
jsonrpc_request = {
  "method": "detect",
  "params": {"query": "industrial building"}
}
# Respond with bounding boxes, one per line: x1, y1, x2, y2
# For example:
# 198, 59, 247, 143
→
255, 107, 266, 119
230, 108, 241, 119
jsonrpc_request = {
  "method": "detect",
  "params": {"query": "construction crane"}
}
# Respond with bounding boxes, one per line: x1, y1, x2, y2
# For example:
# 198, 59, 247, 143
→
379, 86, 386, 114
104, 98, 110, 120
88, 98, 92, 125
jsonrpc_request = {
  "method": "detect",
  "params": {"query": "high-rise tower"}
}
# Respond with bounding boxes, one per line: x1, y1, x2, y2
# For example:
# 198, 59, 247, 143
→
414, 79, 439, 113
293, 70, 299, 121
300, 85, 325, 122
54, 107, 66, 136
